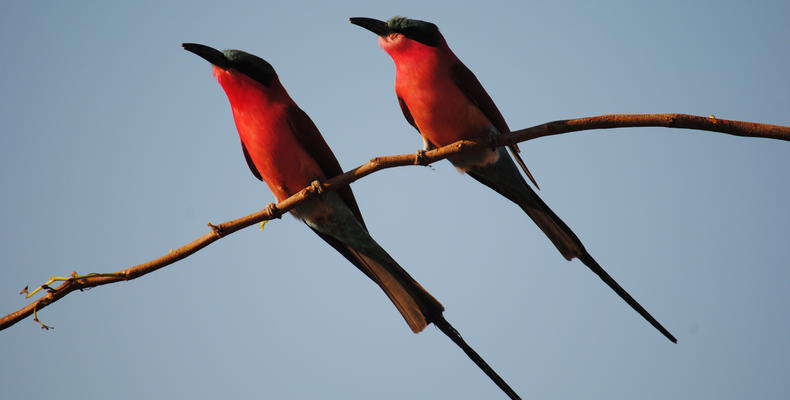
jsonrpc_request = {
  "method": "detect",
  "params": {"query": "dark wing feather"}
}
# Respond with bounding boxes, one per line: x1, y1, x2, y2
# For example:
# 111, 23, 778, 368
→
286, 105, 366, 228
450, 62, 540, 189
450, 62, 510, 133
241, 141, 263, 181
397, 96, 418, 131
307, 226, 375, 281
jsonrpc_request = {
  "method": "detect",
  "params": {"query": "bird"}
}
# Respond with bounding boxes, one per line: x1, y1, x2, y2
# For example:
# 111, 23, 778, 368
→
349, 16, 677, 343
183, 43, 523, 399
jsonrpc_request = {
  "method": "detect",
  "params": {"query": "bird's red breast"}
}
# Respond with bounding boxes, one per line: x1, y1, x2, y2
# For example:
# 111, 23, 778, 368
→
213, 67, 325, 202
380, 35, 500, 170
381, 35, 493, 147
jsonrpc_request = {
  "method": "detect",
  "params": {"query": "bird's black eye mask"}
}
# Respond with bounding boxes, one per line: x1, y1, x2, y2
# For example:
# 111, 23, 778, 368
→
387, 16, 441, 47
222, 50, 277, 87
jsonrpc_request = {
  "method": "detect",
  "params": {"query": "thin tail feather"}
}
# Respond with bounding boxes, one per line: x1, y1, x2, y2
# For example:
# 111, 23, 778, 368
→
467, 151, 676, 342
357, 246, 524, 398
577, 252, 677, 343
508, 144, 540, 191
433, 315, 522, 400
309, 212, 523, 397
337, 239, 524, 398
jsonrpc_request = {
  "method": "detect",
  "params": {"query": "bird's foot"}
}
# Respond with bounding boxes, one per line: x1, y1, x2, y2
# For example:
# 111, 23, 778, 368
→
414, 149, 430, 166
310, 180, 325, 197
265, 202, 282, 219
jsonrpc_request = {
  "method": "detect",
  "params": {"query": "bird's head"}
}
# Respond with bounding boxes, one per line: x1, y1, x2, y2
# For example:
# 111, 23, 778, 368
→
349, 16, 445, 56
183, 43, 286, 103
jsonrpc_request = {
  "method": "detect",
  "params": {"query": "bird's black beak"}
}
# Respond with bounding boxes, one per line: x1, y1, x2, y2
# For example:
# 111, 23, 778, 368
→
183, 43, 230, 69
349, 17, 390, 36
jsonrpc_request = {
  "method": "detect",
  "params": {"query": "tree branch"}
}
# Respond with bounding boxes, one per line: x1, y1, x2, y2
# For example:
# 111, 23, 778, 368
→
2, 113, 788, 331
514, 114, 790, 142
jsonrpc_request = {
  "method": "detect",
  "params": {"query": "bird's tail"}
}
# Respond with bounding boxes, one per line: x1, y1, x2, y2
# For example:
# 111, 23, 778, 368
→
351, 246, 443, 333
310, 222, 442, 333
508, 144, 541, 191
353, 246, 523, 398
433, 315, 522, 400
353, 245, 522, 399
467, 149, 677, 343
351, 242, 522, 399
308, 201, 522, 398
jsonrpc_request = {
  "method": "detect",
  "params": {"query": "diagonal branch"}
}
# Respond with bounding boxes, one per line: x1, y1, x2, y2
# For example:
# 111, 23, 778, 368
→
2, 113, 788, 331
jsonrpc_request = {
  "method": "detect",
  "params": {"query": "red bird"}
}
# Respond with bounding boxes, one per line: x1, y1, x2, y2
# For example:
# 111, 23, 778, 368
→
183, 43, 522, 399
349, 16, 676, 343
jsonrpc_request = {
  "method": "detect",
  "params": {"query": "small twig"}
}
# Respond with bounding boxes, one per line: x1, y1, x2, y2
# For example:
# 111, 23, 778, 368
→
1, 113, 787, 331
33, 303, 53, 330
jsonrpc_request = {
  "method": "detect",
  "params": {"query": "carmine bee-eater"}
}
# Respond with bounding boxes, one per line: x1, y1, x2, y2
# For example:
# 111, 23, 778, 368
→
349, 16, 676, 343
183, 43, 522, 399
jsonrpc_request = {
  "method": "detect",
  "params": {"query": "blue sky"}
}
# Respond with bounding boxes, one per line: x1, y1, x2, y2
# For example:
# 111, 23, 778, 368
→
2, 1, 789, 399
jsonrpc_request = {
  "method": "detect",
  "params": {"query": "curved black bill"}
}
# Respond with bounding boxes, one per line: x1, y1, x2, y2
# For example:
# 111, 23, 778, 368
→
349, 17, 390, 36
183, 43, 230, 69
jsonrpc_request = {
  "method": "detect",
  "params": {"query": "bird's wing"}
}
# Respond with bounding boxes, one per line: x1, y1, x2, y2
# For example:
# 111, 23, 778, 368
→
450, 63, 540, 189
286, 105, 366, 228
241, 141, 263, 181
307, 226, 375, 281
397, 96, 418, 131
450, 62, 510, 133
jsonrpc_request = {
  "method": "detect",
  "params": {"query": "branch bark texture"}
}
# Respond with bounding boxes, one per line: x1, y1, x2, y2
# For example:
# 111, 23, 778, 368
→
2, 113, 788, 331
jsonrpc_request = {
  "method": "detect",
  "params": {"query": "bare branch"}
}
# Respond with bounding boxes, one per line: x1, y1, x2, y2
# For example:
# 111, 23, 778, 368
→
2, 113, 787, 331
511, 114, 790, 142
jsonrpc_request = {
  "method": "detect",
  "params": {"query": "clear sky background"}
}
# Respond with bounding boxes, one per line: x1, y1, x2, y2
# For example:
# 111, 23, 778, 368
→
2, 1, 789, 399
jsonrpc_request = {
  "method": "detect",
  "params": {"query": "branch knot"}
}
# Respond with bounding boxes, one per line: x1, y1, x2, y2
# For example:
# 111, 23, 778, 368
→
208, 222, 223, 237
